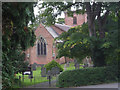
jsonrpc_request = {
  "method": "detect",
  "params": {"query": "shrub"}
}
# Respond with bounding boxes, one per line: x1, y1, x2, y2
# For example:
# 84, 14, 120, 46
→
44, 60, 63, 72
57, 66, 118, 87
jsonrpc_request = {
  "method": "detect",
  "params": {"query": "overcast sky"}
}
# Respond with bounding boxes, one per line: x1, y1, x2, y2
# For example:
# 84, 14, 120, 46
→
33, 1, 65, 19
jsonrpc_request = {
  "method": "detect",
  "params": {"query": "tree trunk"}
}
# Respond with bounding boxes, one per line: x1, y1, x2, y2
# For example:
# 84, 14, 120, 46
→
64, 57, 67, 63
85, 2, 97, 37
97, 10, 109, 38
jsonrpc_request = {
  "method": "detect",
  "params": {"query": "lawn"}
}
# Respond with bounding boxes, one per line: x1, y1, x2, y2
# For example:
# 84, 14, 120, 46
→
61, 62, 83, 71
16, 62, 83, 87
16, 67, 56, 87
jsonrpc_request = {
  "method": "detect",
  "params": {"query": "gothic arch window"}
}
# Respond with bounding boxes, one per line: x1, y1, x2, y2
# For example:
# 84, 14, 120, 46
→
37, 37, 47, 56
73, 17, 77, 25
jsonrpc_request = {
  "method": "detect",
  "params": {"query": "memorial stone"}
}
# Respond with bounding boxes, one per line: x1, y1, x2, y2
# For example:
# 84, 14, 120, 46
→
32, 63, 37, 71
41, 67, 46, 77
66, 62, 69, 67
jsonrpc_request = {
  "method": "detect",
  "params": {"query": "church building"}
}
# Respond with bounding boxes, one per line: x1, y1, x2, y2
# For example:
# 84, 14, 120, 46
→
25, 13, 87, 65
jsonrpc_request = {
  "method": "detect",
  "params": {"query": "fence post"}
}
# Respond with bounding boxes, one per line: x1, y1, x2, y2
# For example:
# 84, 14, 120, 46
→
34, 76, 35, 87
19, 76, 21, 87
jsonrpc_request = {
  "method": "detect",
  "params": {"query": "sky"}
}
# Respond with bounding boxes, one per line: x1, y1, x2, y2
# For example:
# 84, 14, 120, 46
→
33, 1, 65, 19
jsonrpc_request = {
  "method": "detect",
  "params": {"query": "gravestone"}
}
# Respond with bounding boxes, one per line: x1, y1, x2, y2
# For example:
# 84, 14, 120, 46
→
41, 67, 46, 77
66, 62, 69, 67
50, 67, 60, 76
41, 64, 44, 68
51, 67, 56, 76
74, 60, 80, 69
47, 70, 51, 76
31, 63, 37, 71
64, 64, 67, 70
75, 63, 80, 69
54, 67, 60, 75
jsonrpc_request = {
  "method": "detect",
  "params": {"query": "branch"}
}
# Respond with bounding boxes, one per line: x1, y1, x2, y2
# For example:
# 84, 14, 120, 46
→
102, 10, 109, 24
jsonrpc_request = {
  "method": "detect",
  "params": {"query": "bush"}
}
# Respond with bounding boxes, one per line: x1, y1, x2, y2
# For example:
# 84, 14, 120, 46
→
57, 66, 118, 87
44, 60, 63, 72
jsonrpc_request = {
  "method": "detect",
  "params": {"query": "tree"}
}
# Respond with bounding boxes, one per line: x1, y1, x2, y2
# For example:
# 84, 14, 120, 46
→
39, 2, 118, 37
56, 23, 91, 63
39, 1, 119, 66
57, 18, 65, 24
2, 2, 36, 89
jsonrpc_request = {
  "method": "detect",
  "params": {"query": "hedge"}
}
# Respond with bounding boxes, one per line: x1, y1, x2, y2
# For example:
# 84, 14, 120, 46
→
56, 66, 118, 87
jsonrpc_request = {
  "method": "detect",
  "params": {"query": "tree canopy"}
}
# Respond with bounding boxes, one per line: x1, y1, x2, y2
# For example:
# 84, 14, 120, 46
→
2, 2, 36, 89
39, 1, 120, 66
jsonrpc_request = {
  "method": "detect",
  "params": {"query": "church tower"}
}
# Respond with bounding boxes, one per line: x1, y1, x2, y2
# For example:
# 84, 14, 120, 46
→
64, 12, 87, 26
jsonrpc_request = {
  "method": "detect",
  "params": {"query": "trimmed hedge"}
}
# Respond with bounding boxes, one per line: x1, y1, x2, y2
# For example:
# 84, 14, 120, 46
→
44, 60, 63, 72
57, 66, 118, 87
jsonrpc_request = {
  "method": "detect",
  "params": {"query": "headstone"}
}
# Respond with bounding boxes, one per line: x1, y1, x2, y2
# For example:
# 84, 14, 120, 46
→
66, 62, 69, 67
32, 63, 37, 71
76, 63, 80, 69
50, 67, 60, 76
47, 70, 51, 76
54, 67, 60, 74
51, 67, 56, 76
41, 67, 46, 77
64, 64, 67, 70
41, 64, 44, 68
74, 60, 80, 69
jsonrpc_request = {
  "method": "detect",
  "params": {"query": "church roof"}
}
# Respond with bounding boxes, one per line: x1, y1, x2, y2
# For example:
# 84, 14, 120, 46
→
44, 23, 71, 39
54, 23, 71, 32
45, 26, 59, 38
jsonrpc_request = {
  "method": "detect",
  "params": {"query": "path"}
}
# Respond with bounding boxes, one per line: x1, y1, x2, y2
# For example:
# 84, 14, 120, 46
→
23, 79, 118, 88
77, 83, 118, 88
24, 80, 57, 88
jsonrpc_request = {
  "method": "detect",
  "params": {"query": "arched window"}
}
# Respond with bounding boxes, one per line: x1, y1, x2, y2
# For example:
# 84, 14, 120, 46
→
44, 43, 46, 55
37, 43, 40, 55
37, 37, 47, 56
73, 17, 77, 25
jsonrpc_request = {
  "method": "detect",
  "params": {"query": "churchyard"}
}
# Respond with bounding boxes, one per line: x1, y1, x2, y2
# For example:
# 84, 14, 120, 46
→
15, 62, 84, 87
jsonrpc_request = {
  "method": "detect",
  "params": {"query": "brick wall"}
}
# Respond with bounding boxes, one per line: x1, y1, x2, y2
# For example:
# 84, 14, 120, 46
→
65, 13, 87, 26
25, 24, 55, 64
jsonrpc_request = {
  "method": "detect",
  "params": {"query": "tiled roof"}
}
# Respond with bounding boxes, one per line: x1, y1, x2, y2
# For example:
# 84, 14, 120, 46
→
54, 23, 71, 32
45, 26, 59, 38
42, 24, 71, 42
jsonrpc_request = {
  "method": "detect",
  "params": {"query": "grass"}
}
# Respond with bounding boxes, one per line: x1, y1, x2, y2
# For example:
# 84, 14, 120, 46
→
61, 62, 83, 71
16, 67, 56, 87
15, 62, 83, 87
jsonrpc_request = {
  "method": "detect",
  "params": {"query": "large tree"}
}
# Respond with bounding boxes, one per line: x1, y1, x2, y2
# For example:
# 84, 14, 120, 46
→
2, 2, 36, 89
39, 2, 119, 37
39, 1, 119, 66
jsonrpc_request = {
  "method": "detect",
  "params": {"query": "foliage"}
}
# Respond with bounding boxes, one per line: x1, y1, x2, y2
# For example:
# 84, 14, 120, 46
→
57, 18, 65, 24
57, 66, 118, 87
39, 2, 119, 67
39, 2, 120, 37
56, 15, 119, 66
2, 2, 36, 89
44, 60, 63, 72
